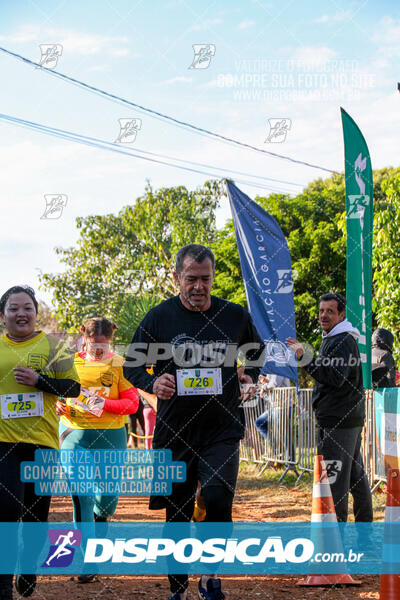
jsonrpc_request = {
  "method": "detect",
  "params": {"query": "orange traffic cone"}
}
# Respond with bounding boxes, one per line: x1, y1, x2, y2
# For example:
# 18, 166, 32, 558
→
297, 454, 361, 586
380, 469, 400, 599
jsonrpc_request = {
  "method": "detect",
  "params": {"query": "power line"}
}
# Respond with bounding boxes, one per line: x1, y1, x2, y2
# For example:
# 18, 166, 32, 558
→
0, 112, 299, 194
0, 45, 336, 174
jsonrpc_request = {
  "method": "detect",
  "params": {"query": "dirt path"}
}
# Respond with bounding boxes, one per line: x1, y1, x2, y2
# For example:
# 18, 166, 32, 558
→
38, 466, 385, 599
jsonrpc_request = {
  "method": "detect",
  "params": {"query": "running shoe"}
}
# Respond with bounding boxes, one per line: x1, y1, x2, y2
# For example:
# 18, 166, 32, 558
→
15, 574, 36, 597
198, 578, 225, 600
0, 582, 13, 600
77, 574, 96, 584
168, 594, 189, 600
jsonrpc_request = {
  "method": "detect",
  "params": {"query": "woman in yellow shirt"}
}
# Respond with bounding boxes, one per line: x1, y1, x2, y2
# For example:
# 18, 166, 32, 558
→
0, 285, 80, 600
58, 316, 138, 582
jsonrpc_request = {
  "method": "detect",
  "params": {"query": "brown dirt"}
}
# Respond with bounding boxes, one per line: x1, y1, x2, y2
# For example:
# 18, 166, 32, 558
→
36, 464, 385, 599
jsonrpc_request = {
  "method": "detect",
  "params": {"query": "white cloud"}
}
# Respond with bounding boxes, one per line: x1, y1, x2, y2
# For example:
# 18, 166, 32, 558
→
373, 17, 400, 59
0, 24, 38, 44
88, 64, 112, 72
374, 16, 400, 45
157, 76, 194, 86
190, 18, 222, 32
237, 19, 256, 30
201, 78, 221, 88
292, 45, 337, 66
315, 11, 352, 23
58, 31, 130, 56
0, 25, 131, 58
370, 58, 390, 70
109, 48, 130, 57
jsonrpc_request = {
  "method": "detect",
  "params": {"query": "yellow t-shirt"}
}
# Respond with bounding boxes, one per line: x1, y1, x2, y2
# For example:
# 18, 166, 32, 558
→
0, 332, 79, 449
61, 352, 133, 430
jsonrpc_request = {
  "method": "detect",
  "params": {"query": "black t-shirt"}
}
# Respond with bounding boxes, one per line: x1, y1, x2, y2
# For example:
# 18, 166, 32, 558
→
123, 295, 264, 448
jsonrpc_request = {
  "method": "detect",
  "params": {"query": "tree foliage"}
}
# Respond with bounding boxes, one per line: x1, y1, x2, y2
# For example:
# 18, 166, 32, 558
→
373, 172, 400, 362
40, 180, 222, 331
40, 168, 400, 366
36, 301, 60, 333
113, 293, 161, 352
212, 167, 400, 350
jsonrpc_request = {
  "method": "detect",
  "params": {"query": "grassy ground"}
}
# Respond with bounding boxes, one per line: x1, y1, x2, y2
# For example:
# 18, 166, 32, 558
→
237, 461, 387, 522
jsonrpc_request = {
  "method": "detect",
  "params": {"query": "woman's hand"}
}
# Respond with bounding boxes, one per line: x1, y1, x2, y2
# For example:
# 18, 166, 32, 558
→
86, 395, 105, 416
56, 399, 67, 416
13, 366, 39, 387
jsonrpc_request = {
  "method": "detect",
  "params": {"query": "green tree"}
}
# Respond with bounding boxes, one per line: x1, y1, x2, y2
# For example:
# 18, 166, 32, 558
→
212, 220, 247, 307
113, 293, 161, 352
40, 180, 222, 331
36, 300, 60, 333
373, 173, 400, 363
212, 168, 400, 350
212, 173, 347, 347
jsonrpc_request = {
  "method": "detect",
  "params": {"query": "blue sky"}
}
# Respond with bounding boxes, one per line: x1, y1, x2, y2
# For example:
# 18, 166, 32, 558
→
0, 0, 399, 305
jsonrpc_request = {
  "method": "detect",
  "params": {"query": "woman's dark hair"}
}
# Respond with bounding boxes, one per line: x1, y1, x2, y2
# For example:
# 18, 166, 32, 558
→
80, 316, 118, 339
0, 286, 39, 314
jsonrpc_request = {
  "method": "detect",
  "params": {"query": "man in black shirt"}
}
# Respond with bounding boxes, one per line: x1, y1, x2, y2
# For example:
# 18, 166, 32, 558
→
286, 292, 372, 523
124, 244, 264, 600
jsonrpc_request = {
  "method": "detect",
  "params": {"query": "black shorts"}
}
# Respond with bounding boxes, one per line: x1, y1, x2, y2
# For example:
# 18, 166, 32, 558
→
149, 438, 240, 511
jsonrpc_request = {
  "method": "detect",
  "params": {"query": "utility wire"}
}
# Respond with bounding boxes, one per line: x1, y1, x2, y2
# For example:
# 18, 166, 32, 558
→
0, 45, 336, 174
0, 112, 298, 194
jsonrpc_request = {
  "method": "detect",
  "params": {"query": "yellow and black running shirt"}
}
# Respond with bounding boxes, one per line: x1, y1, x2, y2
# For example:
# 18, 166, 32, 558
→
61, 352, 133, 430
0, 332, 79, 449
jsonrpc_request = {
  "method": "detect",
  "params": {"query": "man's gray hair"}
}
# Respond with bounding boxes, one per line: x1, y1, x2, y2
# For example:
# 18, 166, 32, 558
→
175, 244, 215, 274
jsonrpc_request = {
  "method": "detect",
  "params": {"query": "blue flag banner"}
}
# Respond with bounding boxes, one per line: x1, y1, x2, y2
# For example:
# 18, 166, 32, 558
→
226, 180, 298, 384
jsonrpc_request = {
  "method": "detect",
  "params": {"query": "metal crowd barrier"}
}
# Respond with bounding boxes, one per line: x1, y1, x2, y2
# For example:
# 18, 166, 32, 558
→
240, 387, 386, 489
363, 389, 386, 490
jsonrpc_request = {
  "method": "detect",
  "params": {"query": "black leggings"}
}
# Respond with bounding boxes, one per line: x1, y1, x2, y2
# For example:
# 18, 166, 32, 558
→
0, 442, 52, 593
129, 399, 145, 446
164, 441, 239, 594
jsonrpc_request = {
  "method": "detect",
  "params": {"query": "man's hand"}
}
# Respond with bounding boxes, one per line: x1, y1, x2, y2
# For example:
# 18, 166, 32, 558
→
258, 375, 269, 387
285, 337, 304, 360
13, 366, 39, 387
153, 374, 175, 400
239, 374, 256, 403
257, 375, 270, 397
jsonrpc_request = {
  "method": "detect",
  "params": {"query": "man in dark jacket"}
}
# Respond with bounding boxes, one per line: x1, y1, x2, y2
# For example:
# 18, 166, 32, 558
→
372, 328, 397, 389
123, 244, 264, 600
286, 292, 373, 522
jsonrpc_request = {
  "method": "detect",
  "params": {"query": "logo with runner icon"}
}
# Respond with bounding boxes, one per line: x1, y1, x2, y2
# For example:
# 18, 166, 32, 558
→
274, 269, 294, 294
27, 353, 46, 370
42, 529, 82, 567
100, 371, 114, 387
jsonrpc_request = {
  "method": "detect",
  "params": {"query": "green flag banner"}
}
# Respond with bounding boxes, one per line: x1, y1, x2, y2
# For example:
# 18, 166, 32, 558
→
341, 107, 373, 389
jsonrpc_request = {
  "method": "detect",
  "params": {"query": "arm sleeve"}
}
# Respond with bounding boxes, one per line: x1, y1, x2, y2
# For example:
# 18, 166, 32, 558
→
123, 313, 157, 393
36, 374, 81, 397
242, 313, 265, 383
39, 336, 80, 396
303, 336, 353, 388
103, 387, 139, 415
